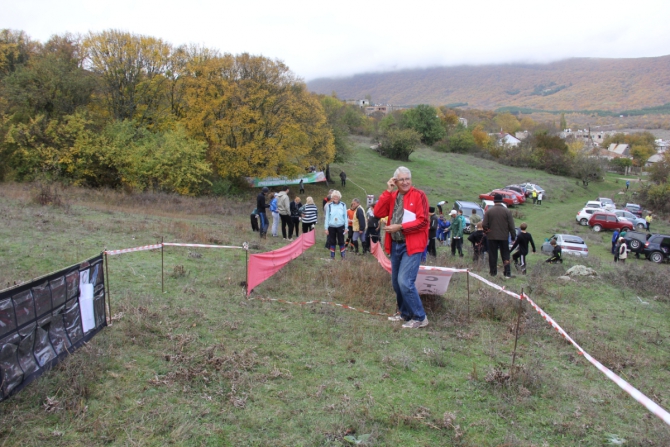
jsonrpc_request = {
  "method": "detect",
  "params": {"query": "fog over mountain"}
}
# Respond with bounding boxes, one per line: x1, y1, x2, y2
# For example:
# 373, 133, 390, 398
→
307, 56, 670, 112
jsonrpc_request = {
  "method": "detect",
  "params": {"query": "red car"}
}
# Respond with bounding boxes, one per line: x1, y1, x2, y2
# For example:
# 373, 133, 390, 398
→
588, 211, 633, 232
478, 190, 519, 206
501, 188, 526, 203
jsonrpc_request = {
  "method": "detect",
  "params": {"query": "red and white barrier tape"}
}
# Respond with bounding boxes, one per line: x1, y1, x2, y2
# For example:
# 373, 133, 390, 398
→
105, 244, 163, 256
250, 295, 391, 317
468, 271, 670, 426
163, 242, 245, 250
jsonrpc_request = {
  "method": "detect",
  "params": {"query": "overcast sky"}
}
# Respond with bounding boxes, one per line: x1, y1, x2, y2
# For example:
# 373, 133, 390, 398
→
3, 0, 670, 81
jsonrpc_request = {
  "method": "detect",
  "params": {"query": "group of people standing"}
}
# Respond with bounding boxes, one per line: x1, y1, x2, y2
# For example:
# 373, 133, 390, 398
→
255, 186, 318, 239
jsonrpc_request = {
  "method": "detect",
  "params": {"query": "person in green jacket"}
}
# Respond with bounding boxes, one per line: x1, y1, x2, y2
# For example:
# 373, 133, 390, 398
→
449, 210, 464, 257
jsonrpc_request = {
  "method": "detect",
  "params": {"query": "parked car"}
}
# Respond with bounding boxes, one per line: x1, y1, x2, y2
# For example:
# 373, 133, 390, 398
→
613, 210, 646, 230
452, 201, 484, 234
501, 188, 526, 203
479, 190, 519, 206
540, 234, 589, 257
584, 200, 604, 210
588, 211, 633, 232
624, 203, 643, 217
481, 200, 506, 213
576, 208, 601, 226
598, 198, 616, 211
519, 183, 547, 199
643, 234, 670, 263
504, 185, 528, 197
623, 231, 650, 255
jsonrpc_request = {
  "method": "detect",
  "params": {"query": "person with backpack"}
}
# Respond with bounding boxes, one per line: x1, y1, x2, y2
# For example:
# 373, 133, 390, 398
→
611, 229, 620, 255
350, 198, 367, 255
467, 222, 487, 262
324, 190, 348, 260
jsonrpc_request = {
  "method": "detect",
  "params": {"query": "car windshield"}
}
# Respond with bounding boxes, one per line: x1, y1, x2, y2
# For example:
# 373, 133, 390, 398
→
562, 236, 585, 244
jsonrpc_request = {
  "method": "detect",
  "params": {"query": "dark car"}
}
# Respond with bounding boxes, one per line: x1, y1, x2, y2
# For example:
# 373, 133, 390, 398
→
623, 231, 650, 255
505, 185, 528, 197
452, 200, 484, 234
624, 203, 643, 217
643, 234, 670, 263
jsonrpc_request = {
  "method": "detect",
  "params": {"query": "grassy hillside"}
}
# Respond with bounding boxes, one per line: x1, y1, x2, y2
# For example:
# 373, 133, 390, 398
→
1, 141, 669, 446
307, 56, 670, 113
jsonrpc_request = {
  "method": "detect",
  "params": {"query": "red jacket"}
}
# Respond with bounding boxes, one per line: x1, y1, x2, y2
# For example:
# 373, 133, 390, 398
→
374, 186, 429, 255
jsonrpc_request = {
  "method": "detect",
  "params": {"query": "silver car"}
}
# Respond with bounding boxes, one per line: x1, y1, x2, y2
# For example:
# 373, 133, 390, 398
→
613, 210, 646, 230
541, 234, 589, 257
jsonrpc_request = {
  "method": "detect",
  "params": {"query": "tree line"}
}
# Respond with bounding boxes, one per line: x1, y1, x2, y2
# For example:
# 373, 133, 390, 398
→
0, 29, 365, 195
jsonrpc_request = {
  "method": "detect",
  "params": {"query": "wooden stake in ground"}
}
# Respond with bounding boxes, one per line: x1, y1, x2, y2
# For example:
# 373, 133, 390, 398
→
466, 270, 470, 323
161, 236, 164, 294
104, 251, 111, 324
511, 288, 524, 374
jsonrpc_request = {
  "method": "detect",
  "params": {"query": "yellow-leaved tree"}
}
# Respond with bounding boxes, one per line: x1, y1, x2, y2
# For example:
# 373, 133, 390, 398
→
180, 53, 334, 179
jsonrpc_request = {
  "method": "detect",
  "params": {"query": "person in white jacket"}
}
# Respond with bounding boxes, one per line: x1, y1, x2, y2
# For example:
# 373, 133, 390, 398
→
275, 186, 293, 240
617, 237, 628, 263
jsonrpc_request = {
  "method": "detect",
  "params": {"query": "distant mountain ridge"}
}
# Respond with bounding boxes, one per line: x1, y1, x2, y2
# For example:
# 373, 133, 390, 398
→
307, 56, 670, 113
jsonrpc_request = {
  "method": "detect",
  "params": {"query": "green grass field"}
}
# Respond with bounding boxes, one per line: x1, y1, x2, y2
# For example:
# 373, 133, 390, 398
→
0, 139, 669, 446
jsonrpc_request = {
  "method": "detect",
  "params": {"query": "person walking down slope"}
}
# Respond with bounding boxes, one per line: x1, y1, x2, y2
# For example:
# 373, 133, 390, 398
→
276, 186, 293, 241
325, 190, 348, 259
340, 171, 347, 187
511, 222, 536, 274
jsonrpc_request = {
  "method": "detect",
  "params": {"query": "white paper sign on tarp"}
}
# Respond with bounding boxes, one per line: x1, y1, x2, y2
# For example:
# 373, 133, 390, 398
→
416, 269, 454, 295
79, 269, 95, 333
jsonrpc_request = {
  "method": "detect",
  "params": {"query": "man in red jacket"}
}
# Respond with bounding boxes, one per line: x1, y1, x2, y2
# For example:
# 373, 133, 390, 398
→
374, 166, 430, 329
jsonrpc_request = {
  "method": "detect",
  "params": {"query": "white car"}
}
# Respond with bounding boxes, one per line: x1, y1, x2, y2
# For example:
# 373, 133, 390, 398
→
541, 234, 589, 257
598, 198, 616, 211
584, 200, 604, 210
481, 200, 507, 213
576, 208, 601, 226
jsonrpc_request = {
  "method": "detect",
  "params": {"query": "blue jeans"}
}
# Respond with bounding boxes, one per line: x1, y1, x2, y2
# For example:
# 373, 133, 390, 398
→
259, 213, 268, 234
391, 242, 426, 321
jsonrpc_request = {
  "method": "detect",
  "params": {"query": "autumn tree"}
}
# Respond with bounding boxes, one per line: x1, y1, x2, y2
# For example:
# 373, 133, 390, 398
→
83, 30, 173, 125
180, 53, 334, 179
494, 112, 520, 134
648, 151, 670, 184
471, 125, 490, 148
379, 128, 420, 161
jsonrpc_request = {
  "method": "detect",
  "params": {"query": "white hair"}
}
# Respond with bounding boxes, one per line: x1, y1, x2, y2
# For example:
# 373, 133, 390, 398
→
331, 190, 342, 199
394, 166, 411, 179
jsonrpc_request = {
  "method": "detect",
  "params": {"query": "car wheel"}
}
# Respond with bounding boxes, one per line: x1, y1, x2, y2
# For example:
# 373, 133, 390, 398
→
592, 224, 602, 232
650, 252, 664, 263
630, 239, 641, 250
636, 223, 645, 230
580, 218, 588, 226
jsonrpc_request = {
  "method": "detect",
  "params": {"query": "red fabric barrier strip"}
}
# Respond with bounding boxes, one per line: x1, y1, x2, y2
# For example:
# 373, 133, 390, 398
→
246, 230, 315, 296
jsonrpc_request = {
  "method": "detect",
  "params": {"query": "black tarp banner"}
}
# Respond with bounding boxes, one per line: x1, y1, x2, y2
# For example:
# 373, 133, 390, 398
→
0, 254, 107, 401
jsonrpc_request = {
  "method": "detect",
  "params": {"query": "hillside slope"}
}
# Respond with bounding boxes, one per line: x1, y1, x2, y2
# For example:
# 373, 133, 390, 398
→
307, 56, 670, 112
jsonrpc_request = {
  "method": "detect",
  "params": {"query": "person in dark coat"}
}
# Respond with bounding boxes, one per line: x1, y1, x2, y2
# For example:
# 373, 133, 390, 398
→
482, 193, 516, 278
256, 187, 270, 238
427, 207, 438, 257
467, 222, 487, 262
339, 171, 347, 186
